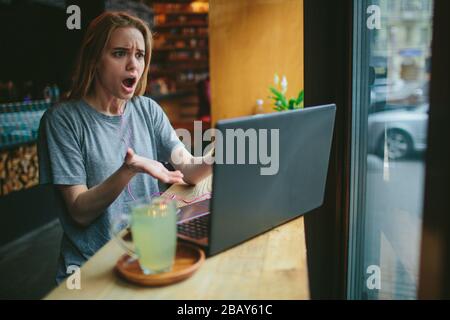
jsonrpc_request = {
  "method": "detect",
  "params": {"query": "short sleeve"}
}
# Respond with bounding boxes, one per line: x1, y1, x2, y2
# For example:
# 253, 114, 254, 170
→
39, 109, 86, 185
150, 99, 184, 162
37, 113, 52, 185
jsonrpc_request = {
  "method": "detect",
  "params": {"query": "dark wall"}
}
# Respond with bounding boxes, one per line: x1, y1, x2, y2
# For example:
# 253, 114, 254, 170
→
0, 0, 105, 93
0, 0, 105, 246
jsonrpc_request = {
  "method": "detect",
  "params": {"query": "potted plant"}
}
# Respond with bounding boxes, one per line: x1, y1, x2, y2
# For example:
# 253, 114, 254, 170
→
269, 74, 304, 111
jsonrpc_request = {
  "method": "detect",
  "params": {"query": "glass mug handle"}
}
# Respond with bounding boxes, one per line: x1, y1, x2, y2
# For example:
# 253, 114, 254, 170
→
110, 213, 137, 259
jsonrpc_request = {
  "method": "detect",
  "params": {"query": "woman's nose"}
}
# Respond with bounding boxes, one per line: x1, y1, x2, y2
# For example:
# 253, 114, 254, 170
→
126, 55, 138, 70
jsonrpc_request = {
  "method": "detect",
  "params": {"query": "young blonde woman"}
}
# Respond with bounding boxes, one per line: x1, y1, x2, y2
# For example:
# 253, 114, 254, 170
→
38, 12, 212, 283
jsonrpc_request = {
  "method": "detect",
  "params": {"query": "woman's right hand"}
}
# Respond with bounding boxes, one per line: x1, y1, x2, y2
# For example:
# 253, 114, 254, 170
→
123, 148, 185, 184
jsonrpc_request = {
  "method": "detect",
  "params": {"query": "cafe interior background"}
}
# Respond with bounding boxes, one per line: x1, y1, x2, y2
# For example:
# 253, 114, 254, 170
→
0, 0, 449, 300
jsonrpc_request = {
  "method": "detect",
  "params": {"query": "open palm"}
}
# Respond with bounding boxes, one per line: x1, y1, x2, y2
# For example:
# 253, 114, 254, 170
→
124, 148, 184, 184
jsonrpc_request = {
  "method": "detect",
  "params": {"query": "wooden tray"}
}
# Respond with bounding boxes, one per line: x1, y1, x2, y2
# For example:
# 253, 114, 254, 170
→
115, 242, 205, 286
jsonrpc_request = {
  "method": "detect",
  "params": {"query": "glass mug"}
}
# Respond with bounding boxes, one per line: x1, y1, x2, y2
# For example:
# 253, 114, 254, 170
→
111, 196, 178, 275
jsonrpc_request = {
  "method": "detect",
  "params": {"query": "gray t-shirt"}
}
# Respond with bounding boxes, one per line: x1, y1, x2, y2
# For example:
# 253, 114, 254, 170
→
38, 96, 183, 283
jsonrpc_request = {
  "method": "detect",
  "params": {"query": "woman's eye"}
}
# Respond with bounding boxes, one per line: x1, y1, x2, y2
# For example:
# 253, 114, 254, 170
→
113, 51, 126, 57
136, 52, 145, 59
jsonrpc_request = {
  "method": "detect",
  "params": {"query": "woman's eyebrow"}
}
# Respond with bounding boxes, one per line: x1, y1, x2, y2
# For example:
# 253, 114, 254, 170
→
112, 47, 145, 53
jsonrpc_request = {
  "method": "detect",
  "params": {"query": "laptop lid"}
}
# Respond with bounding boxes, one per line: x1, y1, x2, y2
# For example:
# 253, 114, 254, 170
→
207, 104, 336, 256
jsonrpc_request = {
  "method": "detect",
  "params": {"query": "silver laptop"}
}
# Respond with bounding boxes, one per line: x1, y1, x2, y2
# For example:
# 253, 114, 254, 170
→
177, 104, 336, 256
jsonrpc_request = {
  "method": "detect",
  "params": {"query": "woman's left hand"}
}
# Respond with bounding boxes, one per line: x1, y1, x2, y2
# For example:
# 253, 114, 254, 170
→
123, 148, 185, 184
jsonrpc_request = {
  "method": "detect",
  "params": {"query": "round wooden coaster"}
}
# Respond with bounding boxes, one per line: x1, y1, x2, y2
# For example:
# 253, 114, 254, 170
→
115, 242, 205, 286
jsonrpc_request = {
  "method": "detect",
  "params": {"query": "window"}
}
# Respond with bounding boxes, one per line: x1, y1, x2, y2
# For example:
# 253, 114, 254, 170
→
348, 0, 433, 299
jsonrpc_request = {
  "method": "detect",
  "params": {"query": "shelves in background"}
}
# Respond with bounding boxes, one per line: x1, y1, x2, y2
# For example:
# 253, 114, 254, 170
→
153, 22, 208, 29
155, 11, 208, 16
148, 1, 210, 125
150, 65, 209, 74
146, 91, 193, 102
153, 46, 208, 51
161, 34, 208, 40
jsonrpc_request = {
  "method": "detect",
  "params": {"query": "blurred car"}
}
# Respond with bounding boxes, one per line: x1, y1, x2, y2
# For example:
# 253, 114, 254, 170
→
368, 104, 428, 160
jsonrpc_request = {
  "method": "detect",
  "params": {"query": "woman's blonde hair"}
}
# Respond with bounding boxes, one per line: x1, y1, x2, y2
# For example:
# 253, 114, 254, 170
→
67, 11, 152, 100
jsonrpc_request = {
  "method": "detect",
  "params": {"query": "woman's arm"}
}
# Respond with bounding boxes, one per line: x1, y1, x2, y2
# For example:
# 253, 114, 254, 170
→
58, 148, 184, 227
169, 145, 214, 185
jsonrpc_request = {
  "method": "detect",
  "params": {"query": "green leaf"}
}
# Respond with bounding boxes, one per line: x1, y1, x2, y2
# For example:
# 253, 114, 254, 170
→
270, 87, 283, 99
270, 87, 288, 108
288, 99, 296, 110
279, 95, 288, 108
295, 90, 304, 105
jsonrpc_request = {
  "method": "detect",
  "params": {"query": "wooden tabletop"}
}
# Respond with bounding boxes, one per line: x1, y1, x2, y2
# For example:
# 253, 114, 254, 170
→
44, 175, 309, 299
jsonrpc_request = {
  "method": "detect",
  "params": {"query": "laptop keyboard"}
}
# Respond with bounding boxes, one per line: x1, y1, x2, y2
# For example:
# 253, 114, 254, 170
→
177, 215, 209, 239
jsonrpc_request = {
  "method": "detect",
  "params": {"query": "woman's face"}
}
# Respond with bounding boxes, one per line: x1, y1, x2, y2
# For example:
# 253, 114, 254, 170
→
95, 27, 146, 100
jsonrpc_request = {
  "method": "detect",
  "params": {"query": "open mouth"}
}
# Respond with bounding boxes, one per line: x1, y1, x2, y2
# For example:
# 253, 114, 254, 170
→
122, 77, 137, 89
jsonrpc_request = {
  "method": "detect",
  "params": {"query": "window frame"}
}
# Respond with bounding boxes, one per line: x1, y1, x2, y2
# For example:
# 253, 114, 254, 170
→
418, 0, 450, 299
347, 0, 372, 300
303, 0, 354, 299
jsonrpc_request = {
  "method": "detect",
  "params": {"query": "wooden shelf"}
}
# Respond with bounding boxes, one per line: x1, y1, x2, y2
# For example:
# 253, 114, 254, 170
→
151, 0, 198, 3
153, 46, 208, 51
146, 91, 193, 101
155, 11, 208, 16
176, 80, 199, 85
153, 22, 208, 28
150, 66, 209, 75
149, 0, 209, 103
161, 34, 208, 40
153, 57, 208, 63
166, 57, 209, 63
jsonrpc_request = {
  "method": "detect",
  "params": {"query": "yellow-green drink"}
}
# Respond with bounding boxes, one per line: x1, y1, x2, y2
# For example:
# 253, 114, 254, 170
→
130, 198, 177, 274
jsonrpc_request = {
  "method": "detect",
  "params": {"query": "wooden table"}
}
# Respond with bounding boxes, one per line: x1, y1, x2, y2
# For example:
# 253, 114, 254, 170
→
44, 176, 309, 299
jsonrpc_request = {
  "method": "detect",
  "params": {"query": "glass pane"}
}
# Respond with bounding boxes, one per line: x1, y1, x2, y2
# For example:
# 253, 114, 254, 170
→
349, 0, 433, 299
